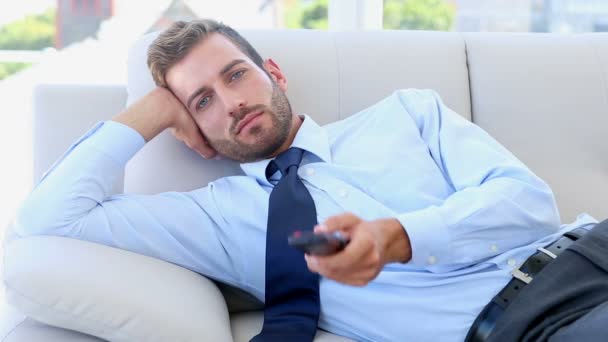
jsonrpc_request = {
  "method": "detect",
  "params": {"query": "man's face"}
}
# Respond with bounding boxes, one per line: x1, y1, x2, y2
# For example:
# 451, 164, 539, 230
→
166, 33, 293, 163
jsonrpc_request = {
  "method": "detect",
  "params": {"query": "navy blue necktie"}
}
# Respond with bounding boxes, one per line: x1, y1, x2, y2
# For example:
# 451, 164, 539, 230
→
251, 147, 320, 342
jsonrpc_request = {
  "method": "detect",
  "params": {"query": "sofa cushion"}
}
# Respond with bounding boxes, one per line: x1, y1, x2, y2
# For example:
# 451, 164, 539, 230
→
464, 33, 608, 222
3, 236, 233, 342
32, 84, 127, 195
1, 284, 102, 341
3, 317, 103, 342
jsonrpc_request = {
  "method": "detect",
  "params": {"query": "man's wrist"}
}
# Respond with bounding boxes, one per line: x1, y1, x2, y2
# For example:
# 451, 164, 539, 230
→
379, 218, 412, 264
112, 88, 175, 142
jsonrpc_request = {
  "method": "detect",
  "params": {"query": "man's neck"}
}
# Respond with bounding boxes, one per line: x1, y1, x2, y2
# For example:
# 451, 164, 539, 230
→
269, 114, 303, 158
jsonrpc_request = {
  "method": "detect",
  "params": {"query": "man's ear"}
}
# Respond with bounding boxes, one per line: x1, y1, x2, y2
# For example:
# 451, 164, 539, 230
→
263, 58, 287, 92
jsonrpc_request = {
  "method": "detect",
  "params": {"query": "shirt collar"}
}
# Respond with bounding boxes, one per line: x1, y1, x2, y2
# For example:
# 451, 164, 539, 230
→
240, 114, 331, 185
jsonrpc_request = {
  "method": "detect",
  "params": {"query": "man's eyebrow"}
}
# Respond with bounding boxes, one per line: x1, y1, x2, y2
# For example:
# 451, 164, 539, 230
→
220, 59, 246, 75
186, 59, 247, 110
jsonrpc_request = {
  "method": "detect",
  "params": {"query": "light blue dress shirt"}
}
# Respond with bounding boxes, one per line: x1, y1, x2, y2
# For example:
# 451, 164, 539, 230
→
14, 89, 597, 341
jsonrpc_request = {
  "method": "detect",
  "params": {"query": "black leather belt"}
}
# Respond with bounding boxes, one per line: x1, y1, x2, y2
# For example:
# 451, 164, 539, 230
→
465, 228, 589, 342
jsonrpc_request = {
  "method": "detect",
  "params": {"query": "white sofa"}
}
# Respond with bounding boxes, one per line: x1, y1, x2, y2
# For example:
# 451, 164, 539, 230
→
2, 29, 607, 341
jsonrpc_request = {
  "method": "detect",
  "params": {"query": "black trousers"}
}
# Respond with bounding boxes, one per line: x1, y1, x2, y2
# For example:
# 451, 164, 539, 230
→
485, 219, 608, 341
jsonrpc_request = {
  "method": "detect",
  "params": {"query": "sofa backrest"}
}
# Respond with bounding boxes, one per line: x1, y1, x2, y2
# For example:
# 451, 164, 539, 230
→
33, 30, 608, 223
464, 33, 608, 222
33, 84, 127, 195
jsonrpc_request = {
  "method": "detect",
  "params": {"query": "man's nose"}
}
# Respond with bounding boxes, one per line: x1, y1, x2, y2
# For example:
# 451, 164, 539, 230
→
222, 90, 247, 117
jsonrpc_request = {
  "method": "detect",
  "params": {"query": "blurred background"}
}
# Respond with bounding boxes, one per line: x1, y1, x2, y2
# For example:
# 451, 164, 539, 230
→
1, 0, 607, 237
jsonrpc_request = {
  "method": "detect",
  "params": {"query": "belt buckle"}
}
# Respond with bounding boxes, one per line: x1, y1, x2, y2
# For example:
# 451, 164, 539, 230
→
510, 247, 558, 285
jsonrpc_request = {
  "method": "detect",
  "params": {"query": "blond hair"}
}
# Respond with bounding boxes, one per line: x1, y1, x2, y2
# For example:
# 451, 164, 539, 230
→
147, 19, 265, 87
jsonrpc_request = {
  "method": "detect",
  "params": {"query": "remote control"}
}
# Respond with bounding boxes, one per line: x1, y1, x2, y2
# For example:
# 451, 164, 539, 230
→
288, 230, 350, 256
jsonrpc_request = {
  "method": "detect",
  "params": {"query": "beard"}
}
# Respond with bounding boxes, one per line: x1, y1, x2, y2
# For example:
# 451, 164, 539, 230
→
206, 82, 293, 163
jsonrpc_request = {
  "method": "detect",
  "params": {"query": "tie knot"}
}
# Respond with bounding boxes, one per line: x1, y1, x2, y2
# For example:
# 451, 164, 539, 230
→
266, 147, 305, 179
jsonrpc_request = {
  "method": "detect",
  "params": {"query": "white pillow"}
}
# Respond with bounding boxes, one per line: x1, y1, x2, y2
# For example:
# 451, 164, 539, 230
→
3, 236, 233, 342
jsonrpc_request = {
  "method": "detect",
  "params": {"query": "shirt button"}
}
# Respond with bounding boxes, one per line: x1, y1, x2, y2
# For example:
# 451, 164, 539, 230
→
305, 168, 315, 176
427, 256, 437, 265
507, 258, 517, 267
338, 188, 349, 198
490, 244, 498, 252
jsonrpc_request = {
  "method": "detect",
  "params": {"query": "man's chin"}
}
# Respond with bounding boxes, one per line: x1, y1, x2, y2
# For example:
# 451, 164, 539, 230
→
215, 154, 260, 163
212, 145, 277, 163
211, 127, 289, 163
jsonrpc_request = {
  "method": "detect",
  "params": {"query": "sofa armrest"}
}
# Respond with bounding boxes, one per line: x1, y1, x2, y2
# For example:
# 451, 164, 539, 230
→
2, 236, 233, 342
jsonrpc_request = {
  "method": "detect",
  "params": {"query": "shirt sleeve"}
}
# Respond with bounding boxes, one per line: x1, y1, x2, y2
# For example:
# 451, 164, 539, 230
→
12, 121, 242, 285
393, 89, 561, 271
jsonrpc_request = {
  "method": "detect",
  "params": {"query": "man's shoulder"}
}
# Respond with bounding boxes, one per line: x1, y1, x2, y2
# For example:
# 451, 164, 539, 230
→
395, 87, 442, 102
333, 88, 438, 121
325, 88, 429, 128
319, 90, 417, 147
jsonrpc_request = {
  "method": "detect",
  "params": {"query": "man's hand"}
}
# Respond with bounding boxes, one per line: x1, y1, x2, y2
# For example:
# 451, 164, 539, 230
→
304, 213, 412, 286
112, 87, 217, 159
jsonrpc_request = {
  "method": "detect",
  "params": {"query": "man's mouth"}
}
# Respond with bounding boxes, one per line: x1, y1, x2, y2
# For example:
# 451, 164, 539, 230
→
236, 111, 263, 135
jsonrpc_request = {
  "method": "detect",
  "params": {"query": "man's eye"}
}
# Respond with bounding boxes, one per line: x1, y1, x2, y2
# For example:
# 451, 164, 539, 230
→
198, 96, 210, 109
230, 70, 245, 81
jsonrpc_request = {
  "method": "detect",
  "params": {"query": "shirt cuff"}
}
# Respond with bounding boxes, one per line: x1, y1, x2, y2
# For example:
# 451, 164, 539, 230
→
396, 206, 450, 267
80, 120, 146, 166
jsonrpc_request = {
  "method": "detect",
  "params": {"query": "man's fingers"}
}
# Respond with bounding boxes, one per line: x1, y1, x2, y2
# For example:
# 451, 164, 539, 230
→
315, 212, 360, 234
306, 219, 382, 286
197, 145, 217, 159
304, 254, 319, 272
192, 138, 216, 159
312, 230, 371, 273
193, 125, 218, 159
306, 250, 378, 287
180, 124, 216, 159
168, 102, 218, 159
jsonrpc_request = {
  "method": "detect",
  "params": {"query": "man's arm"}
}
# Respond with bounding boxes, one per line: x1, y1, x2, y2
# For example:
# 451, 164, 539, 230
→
394, 89, 560, 268
306, 89, 560, 285
11, 88, 238, 284
113, 87, 215, 158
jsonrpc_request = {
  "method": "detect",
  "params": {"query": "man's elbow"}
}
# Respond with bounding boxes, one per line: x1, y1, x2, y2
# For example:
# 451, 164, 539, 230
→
10, 200, 77, 240
527, 183, 561, 232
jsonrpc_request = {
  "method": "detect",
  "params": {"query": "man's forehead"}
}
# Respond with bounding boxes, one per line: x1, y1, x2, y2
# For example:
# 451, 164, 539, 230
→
196, 33, 249, 58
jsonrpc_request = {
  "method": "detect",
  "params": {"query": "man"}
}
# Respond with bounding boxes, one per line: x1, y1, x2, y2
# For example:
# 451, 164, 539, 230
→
13, 19, 606, 341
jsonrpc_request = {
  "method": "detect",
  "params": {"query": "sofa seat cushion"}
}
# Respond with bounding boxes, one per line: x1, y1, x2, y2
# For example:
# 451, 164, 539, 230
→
1, 304, 103, 342
3, 236, 233, 342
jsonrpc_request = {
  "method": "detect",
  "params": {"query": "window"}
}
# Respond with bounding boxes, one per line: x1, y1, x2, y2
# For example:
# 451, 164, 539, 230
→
71, 0, 102, 16
383, 0, 608, 33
